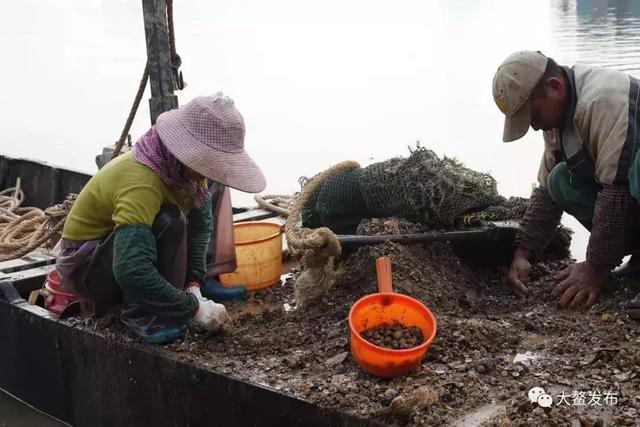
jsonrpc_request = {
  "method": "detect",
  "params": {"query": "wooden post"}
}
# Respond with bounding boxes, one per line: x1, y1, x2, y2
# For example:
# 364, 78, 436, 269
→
141, 0, 178, 124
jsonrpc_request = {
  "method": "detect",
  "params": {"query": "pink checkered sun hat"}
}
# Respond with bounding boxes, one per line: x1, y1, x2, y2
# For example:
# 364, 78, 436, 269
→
155, 93, 266, 193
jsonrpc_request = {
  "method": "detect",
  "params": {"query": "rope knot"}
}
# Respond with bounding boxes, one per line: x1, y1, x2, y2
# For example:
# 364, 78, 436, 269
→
285, 160, 361, 305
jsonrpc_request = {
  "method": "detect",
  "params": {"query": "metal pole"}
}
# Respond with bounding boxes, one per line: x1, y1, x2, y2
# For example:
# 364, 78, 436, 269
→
337, 221, 521, 247
141, 0, 178, 124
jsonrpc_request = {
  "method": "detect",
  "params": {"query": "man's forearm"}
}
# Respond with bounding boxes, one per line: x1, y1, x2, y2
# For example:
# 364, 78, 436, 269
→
515, 186, 564, 256
586, 185, 638, 271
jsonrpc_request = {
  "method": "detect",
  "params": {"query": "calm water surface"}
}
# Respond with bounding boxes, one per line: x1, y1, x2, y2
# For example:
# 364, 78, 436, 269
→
0, 389, 65, 426
1, 0, 640, 422
2, 0, 640, 258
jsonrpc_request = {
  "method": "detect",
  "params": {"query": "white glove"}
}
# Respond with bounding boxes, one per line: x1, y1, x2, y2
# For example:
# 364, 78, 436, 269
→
185, 283, 206, 301
192, 299, 229, 332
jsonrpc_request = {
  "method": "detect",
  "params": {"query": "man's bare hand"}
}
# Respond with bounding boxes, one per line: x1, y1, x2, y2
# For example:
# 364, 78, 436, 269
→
506, 249, 531, 298
551, 261, 606, 309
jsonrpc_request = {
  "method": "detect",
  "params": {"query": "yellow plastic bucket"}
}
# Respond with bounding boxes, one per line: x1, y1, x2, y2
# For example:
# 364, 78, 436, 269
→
219, 222, 284, 291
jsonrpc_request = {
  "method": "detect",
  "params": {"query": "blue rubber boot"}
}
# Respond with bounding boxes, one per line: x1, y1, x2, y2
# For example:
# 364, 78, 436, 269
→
121, 302, 184, 345
201, 278, 247, 302
143, 326, 184, 344
122, 320, 184, 345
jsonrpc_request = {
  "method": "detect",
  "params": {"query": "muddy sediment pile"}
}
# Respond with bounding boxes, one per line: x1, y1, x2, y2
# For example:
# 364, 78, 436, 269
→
75, 218, 640, 426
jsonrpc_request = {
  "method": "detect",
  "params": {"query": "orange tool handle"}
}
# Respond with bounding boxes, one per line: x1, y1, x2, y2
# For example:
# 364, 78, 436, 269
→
375, 256, 394, 293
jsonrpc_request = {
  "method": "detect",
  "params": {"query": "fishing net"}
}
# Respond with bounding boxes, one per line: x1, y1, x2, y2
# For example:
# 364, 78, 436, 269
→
301, 147, 527, 232
301, 168, 368, 233
359, 147, 506, 226
288, 147, 563, 306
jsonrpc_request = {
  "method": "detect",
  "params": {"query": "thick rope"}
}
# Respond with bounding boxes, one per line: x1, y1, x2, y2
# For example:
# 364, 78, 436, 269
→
112, 64, 150, 160
0, 178, 24, 211
285, 161, 360, 304
461, 203, 529, 225
166, 0, 185, 90
254, 194, 294, 217
0, 184, 76, 261
167, 0, 178, 63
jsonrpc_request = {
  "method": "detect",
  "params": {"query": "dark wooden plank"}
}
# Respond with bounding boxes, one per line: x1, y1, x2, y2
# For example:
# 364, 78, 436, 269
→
49, 167, 60, 207
0, 156, 8, 189
1, 157, 90, 209
0, 265, 55, 297
0, 249, 56, 274
0, 302, 379, 427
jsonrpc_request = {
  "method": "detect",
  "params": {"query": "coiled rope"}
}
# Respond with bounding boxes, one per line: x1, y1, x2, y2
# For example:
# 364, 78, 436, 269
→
0, 179, 76, 261
254, 194, 295, 217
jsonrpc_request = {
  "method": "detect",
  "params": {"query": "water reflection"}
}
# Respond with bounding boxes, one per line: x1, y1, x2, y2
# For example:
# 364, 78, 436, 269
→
575, 0, 640, 20
0, 389, 66, 426
552, 0, 640, 76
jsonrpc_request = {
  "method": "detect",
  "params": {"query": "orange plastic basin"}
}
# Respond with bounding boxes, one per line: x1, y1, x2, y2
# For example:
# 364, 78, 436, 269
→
349, 293, 437, 378
348, 257, 437, 378
219, 222, 284, 291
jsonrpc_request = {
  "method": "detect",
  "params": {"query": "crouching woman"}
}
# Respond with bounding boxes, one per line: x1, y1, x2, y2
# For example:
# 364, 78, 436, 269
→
56, 94, 265, 343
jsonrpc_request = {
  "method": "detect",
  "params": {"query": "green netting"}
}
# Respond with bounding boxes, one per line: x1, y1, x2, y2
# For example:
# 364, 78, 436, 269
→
359, 147, 507, 226
302, 147, 527, 230
301, 167, 367, 231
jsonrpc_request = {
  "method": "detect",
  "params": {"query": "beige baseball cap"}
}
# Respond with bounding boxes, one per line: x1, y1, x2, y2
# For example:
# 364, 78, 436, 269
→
492, 51, 548, 142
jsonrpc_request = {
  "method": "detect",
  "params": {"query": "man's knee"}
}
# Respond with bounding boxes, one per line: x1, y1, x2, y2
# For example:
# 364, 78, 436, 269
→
547, 162, 597, 223
547, 163, 570, 203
